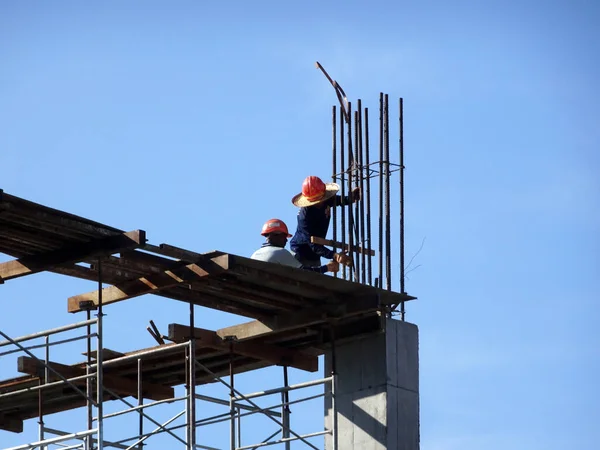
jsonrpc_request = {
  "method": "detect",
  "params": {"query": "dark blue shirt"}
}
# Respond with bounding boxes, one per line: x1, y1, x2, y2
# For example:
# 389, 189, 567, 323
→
290, 194, 351, 261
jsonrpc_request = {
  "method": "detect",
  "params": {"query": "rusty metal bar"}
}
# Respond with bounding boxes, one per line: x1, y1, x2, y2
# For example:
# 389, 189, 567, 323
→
384, 94, 391, 291
353, 108, 361, 281
365, 107, 373, 285
332, 105, 338, 279
378, 93, 384, 288
399, 97, 406, 318
347, 101, 355, 281
358, 101, 366, 284
339, 105, 346, 280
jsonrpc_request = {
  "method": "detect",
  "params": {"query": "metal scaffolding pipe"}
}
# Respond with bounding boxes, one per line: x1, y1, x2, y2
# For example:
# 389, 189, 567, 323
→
189, 303, 197, 449
0, 319, 97, 348
96, 259, 105, 450
193, 359, 320, 450
0, 333, 94, 358
100, 396, 186, 420
101, 385, 187, 446
237, 430, 330, 450
234, 376, 333, 401
3, 428, 98, 450
0, 330, 96, 404
137, 358, 143, 450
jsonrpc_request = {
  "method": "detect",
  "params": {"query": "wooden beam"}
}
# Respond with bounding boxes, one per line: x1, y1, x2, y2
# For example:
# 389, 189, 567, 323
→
67, 255, 227, 313
17, 356, 174, 401
310, 236, 375, 256
82, 348, 126, 361
0, 414, 23, 433
168, 325, 318, 373
0, 230, 146, 281
216, 295, 385, 341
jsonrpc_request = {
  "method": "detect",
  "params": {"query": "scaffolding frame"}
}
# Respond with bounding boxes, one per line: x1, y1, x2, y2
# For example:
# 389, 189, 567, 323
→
0, 299, 341, 450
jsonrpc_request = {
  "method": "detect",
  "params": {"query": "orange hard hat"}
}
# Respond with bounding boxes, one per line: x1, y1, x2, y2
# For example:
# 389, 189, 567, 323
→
291, 176, 339, 207
261, 219, 292, 238
301, 176, 326, 202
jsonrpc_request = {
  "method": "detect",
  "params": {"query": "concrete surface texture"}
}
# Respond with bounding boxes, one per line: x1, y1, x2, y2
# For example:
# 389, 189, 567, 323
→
324, 318, 419, 449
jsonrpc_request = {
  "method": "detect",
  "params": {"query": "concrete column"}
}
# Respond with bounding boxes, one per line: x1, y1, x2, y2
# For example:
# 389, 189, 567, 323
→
325, 318, 419, 450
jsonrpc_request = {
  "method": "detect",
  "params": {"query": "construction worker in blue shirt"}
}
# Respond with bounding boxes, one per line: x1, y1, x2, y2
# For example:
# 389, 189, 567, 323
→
289, 175, 360, 268
251, 218, 339, 274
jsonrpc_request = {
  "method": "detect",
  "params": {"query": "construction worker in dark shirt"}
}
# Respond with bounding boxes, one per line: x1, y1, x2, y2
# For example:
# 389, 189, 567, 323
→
289, 176, 360, 267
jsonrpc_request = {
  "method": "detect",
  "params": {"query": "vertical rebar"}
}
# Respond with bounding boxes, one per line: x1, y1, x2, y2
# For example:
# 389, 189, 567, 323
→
358, 101, 366, 284
282, 366, 291, 450
384, 94, 392, 291
96, 259, 104, 450
189, 302, 196, 449
399, 97, 406, 319
332, 105, 338, 279
339, 107, 346, 280
353, 108, 361, 281
365, 107, 373, 285
137, 358, 143, 450
378, 93, 384, 288
347, 101, 355, 281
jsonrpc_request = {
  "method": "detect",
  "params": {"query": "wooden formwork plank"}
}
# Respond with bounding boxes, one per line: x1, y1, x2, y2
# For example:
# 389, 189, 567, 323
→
0, 230, 146, 281
17, 356, 174, 401
168, 325, 319, 373
67, 255, 228, 313
216, 295, 384, 341
0, 414, 23, 433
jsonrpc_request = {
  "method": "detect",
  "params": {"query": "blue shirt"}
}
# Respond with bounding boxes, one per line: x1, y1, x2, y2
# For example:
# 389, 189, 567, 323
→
289, 194, 351, 261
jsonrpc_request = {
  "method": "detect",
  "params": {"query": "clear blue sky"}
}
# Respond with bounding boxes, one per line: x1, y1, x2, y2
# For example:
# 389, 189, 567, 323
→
1, 1, 598, 449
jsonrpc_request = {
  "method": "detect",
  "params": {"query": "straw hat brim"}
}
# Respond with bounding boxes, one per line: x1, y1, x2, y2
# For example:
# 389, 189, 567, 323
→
292, 183, 340, 207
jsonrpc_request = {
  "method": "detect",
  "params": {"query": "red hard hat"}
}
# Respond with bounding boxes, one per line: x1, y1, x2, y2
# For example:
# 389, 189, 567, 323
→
301, 176, 326, 202
261, 219, 292, 237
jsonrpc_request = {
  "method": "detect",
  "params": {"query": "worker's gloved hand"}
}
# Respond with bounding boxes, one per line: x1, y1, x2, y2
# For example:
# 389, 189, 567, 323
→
326, 260, 340, 273
351, 187, 361, 203
334, 251, 352, 266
